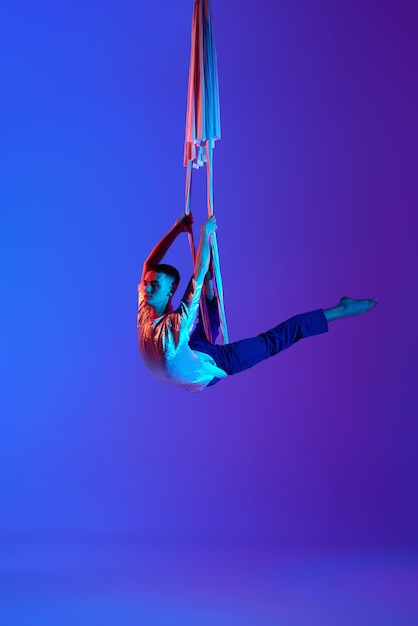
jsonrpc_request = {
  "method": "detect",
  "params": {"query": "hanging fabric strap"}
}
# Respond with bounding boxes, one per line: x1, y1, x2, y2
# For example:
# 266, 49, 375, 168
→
184, 0, 229, 344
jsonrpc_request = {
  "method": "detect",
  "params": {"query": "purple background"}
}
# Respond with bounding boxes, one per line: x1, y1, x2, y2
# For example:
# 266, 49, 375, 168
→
1, 0, 417, 550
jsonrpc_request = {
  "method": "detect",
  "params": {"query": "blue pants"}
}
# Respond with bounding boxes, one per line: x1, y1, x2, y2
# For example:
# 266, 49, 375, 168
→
189, 298, 328, 387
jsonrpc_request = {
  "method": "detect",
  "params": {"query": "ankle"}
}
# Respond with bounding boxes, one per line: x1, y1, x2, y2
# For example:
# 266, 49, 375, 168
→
323, 305, 342, 323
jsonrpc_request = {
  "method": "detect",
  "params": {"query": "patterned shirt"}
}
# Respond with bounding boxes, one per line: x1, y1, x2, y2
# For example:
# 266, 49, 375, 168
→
137, 276, 227, 392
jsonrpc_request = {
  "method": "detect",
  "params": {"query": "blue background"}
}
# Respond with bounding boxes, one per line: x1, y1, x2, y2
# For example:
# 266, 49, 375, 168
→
1, 0, 417, 558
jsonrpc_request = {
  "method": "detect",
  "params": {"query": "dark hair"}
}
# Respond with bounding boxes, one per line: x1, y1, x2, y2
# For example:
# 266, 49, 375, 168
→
149, 264, 180, 294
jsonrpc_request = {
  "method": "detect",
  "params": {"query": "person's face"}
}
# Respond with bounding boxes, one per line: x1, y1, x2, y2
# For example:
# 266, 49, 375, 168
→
143, 271, 174, 311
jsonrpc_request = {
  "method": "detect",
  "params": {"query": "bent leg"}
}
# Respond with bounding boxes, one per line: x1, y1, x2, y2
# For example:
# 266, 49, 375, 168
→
189, 296, 221, 346
207, 309, 328, 378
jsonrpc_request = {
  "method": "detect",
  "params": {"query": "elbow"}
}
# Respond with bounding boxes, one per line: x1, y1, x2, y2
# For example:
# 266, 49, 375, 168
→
194, 262, 204, 283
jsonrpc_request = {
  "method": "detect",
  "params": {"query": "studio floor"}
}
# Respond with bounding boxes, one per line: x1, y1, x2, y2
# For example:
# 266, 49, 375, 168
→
1, 539, 417, 625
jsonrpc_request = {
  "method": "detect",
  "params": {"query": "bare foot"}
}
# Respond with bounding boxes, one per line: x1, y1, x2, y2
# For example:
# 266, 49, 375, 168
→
324, 297, 378, 322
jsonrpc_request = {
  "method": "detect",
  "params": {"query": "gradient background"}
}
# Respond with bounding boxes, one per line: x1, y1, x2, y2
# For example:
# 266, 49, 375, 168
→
1, 0, 418, 623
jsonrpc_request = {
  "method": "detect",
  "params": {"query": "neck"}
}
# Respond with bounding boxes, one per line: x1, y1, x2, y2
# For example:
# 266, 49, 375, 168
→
151, 299, 171, 318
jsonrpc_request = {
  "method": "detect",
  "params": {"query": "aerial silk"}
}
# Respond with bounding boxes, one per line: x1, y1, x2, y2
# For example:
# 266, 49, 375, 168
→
184, 0, 229, 344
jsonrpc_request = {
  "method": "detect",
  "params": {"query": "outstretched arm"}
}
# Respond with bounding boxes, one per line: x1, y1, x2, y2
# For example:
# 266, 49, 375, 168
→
141, 212, 193, 282
194, 217, 217, 285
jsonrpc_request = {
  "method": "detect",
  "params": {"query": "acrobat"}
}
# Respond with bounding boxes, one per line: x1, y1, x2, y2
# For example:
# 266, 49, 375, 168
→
137, 213, 377, 392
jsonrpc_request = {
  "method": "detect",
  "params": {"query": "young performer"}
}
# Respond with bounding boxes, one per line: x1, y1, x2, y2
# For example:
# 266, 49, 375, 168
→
137, 213, 377, 392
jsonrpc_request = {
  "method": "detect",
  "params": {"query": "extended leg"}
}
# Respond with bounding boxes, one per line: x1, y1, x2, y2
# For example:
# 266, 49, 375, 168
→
204, 309, 328, 381
203, 296, 378, 386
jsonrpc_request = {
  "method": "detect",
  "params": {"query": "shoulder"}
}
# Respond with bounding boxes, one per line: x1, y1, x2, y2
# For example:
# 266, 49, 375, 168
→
176, 277, 199, 315
180, 276, 203, 304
